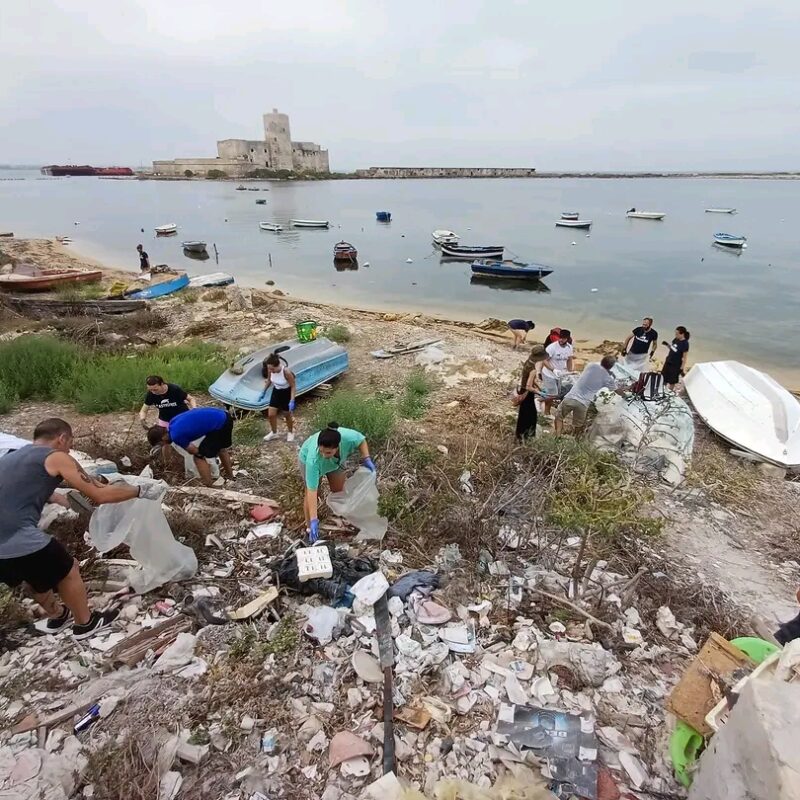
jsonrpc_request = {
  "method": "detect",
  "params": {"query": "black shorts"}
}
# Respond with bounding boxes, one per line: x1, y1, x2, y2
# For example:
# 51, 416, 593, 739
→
0, 539, 74, 594
197, 412, 234, 458
662, 362, 681, 385
269, 387, 292, 412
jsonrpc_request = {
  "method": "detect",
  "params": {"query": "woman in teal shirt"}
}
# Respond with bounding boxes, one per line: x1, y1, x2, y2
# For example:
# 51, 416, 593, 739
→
299, 423, 375, 542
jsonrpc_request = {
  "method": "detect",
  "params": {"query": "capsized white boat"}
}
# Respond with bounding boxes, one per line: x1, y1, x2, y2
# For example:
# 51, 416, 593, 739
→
431, 229, 459, 245
155, 223, 178, 234
685, 361, 800, 469
259, 222, 283, 232
705, 208, 736, 214
290, 219, 329, 228
555, 219, 592, 228
188, 272, 234, 288
626, 210, 665, 220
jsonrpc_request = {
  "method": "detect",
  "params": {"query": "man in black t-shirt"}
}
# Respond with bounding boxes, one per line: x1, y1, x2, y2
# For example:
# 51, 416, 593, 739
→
622, 317, 658, 374
139, 375, 196, 430
136, 244, 150, 273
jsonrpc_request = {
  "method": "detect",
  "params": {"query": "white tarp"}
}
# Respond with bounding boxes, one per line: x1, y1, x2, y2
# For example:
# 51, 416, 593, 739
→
327, 467, 388, 541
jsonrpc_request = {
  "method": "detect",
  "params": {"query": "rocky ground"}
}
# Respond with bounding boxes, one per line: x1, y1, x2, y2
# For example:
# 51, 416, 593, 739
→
0, 241, 798, 800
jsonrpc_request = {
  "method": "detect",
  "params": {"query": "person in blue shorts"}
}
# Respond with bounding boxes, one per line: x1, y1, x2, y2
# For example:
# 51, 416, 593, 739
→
507, 319, 536, 349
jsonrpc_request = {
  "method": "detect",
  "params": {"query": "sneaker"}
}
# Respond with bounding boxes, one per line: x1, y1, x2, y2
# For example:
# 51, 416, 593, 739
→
45, 607, 72, 634
262, 432, 278, 442
286, 432, 295, 443
72, 608, 120, 641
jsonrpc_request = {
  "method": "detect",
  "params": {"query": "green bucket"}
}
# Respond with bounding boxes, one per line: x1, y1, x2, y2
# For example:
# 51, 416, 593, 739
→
296, 319, 318, 343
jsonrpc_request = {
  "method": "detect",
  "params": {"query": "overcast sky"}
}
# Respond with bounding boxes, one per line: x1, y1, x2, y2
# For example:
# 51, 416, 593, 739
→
1, 0, 798, 170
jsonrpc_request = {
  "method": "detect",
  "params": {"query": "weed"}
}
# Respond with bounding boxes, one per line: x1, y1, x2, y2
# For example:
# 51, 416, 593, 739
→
202, 288, 227, 303
378, 483, 409, 521
54, 282, 105, 302
184, 318, 223, 337
0, 586, 28, 628
324, 323, 351, 343
0, 335, 83, 400
397, 369, 435, 419
686, 435, 759, 507
311, 389, 396, 444
233, 414, 265, 446
402, 441, 437, 469
0, 381, 16, 414
180, 290, 201, 304
82, 735, 159, 800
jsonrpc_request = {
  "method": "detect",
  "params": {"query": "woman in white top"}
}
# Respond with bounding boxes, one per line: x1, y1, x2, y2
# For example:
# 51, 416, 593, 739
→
540, 329, 574, 416
261, 353, 297, 443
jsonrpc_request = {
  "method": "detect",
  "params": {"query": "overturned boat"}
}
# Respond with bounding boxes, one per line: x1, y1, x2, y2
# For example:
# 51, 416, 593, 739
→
685, 361, 800, 469
209, 336, 349, 412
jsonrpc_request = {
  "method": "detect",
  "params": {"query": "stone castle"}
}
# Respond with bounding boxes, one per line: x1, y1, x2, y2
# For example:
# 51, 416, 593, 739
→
152, 109, 329, 178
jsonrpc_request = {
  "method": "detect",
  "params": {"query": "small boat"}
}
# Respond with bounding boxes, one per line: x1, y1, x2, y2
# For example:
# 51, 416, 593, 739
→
471, 259, 553, 281
333, 241, 358, 261
236, 185, 246, 191
439, 243, 504, 259
55, 236, 73, 244
188, 272, 235, 288
209, 337, 349, 412
376, 211, 391, 222
155, 223, 178, 235
560, 212, 580, 220
255, 199, 267, 205
0, 295, 146, 317
0, 232, 13, 238
246, 187, 261, 192
685, 361, 800, 469
432, 229, 459, 245
291, 219, 330, 228
0, 268, 103, 293
713, 232, 747, 248
126, 273, 189, 300
555, 219, 592, 228
705, 208, 736, 214
626, 209, 665, 220
259, 222, 283, 232
181, 241, 207, 253
712, 242, 743, 257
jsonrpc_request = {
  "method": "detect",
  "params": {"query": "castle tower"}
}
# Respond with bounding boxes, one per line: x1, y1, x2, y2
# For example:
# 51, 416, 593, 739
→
263, 109, 294, 171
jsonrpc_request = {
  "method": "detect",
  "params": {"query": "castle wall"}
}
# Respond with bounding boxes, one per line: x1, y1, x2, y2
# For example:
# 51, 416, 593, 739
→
354, 167, 536, 178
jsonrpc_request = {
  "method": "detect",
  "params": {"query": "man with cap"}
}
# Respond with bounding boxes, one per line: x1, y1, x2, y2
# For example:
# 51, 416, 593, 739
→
540, 329, 574, 416
622, 317, 658, 374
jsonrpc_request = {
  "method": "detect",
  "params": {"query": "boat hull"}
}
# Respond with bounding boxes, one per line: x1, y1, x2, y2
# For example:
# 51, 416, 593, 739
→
155, 224, 178, 235
555, 220, 592, 228
259, 223, 283, 232
209, 337, 349, 411
685, 361, 800, 469
181, 241, 207, 253
431, 229, 459, 245
0, 295, 145, 316
291, 220, 330, 228
626, 212, 665, 220
713, 234, 747, 247
471, 260, 552, 280
0, 270, 103, 293
127, 273, 189, 300
705, 208, 736, 214
560, 212, 579, 220
376, 212, 391, 222
440, 244, 504, 259
188, 273, 235, 288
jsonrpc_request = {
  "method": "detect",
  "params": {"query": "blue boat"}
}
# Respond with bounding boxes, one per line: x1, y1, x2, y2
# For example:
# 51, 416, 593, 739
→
127, 273, 190, 300
471, 259, 553, 281
376, 211, 391, 222
209, 337, 349, 412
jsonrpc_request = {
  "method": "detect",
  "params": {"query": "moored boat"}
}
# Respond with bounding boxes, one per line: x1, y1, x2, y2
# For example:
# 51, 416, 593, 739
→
705, 208, 736, 214
181, 241, 207, 253
155, 223, 178, 235
685, 361, 800, 469
188, 272, 235, 288
713, 232, 747, 248
626, 209, 665, 220
439, 243, 504, 259
333, 241, 358, 261
0, 268, 103, 293
471, 259, 553, 281
259, 222, 283, 232
209, 336, 349, 412
432, 229, 459, 245
290, 219, 329, 228
560, 212, 580, 220
376, 211, 392, 222
555, 219, 592, 228
256, 199, 267, 205
126, 272, 189, 300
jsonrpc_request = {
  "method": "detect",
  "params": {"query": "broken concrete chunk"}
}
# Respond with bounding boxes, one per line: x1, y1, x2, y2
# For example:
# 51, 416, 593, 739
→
538, 639, 621, 688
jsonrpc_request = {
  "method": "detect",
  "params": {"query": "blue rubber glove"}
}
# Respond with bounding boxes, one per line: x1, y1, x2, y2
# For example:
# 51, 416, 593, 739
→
362, 457, 376, 473
309, 518, 319, 543
289, 399, 296, 412
258, 388, 268, 402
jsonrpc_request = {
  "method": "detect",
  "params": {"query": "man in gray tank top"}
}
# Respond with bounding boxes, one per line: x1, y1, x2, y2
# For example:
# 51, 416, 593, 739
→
0, 418, 159, 640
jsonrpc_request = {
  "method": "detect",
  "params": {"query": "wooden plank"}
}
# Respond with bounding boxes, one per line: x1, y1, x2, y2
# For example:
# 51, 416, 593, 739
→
228, 587, 279, 621
168, 486, 280, 507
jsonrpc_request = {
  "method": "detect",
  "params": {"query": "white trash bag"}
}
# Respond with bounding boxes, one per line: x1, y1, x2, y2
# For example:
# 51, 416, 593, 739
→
88, 477, 197, 593
171, 440, 220, 480
327, 467, 388, 541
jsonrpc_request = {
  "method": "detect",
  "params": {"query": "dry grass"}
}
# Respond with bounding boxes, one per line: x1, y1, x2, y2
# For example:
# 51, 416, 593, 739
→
184, 318, 223, 337
686, 432, 760, 508
82, 735, 160, 800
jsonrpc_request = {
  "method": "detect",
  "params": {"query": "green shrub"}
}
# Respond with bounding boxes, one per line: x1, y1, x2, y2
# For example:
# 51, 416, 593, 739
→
378, 483, 409, 520
397, 369, 435, 419
184, 169, 195, 178
311, 390, 396, 444
54, 283, 105, 302
206, 169, 227, 179
233, 414, 265, 446
0, 336, 83, 400
0, 382, 16, 414
324, 323, 351, 343
402, 441, 437, 469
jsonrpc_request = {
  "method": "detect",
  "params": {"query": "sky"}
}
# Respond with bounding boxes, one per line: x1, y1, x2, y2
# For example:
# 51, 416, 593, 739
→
1, 0, 799, 171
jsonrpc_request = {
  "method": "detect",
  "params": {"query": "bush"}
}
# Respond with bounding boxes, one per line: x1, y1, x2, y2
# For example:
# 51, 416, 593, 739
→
311, 390, 396, 445
397, 369, 435, 419
324, 323, 351, 343
206, 169, 227, 179
183, 169, 194, 178
55, 283, 105, 302
0, 335, 83, 400
0, 381, 16, 414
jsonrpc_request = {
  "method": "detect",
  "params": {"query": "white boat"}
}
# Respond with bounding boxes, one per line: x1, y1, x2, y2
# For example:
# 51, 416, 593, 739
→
685, 361, 800, 469
705, 208, 736, 214
155, 223, 178, 235
290, 219, 329, 228
181, 240, 207, 253
432, 229, 460, 245
188, 272, 234, 288
555, 219, 592, 228
713, 232, 747, 248
626, 210, 665, 220
259, 222, 283, 232
560, 212, 580, 220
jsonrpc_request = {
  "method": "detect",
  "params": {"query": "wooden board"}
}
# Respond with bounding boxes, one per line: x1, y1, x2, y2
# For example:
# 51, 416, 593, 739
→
666, 632, 755, 735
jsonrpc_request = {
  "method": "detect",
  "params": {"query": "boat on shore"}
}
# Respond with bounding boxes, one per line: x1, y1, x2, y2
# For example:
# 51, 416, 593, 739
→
209, 337, 349, 412
291, 219, 329, 228
705, 208, 736, 214
259, 222, 283, 232
0, 295, 146, 316
126, 273, 189, 300
685, 361, 800, 469
188, 272, 234, 288
626, 209, 665, 220
0, 268, 103, 293
555, 219, 592, 228
560, 212, 580, 220
471, 259, 553, 281
713, 232, 747, 248
181, 241, 207, 253
432, 229, 459, 246
440, 243, 504, 259
333, 241, 358, 262
155, 223, 178, 235
376, 211, 392, 222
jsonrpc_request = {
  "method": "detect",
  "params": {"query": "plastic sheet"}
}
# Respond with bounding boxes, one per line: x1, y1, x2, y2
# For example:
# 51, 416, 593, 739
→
88, 480, 197, 593
327, 467, 388, 540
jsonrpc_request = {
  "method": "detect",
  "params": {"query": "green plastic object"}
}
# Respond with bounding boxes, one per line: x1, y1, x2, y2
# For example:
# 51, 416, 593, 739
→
295, 320, 318, 343
670, 721, 704, 788
730, 636, 780, 664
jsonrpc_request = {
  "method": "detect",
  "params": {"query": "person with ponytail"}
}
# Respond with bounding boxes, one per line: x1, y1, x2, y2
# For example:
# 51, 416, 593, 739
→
513, 344, 548, 440
260, 353, 297, 443
661, 326, 690, 389
298, 422, 374, 542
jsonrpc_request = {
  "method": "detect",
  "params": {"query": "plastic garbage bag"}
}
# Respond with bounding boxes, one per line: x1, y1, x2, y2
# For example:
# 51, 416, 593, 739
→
327, 467, 388, 541
171, 440, 220, 480
88, 480, 197, 593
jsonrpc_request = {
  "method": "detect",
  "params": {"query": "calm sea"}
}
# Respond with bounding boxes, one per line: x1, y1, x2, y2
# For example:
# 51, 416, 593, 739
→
1, 171, 798, 379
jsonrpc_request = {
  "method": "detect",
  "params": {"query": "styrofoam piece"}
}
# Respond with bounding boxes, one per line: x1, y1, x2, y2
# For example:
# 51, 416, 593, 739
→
296, 546, 333, 583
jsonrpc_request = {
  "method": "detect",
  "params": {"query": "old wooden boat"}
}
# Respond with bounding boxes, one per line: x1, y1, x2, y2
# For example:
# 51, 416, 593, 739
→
471, 259, 553, 281
209, 337, 349, 412
333, 241, 358, 261
126, 272, 189, 300
181, 241, 207, 253
155, 223, 178, 235
713, 232, 747, 248
0, 295, 146, 317
0, 268, 103, 292
439, 243, 504, 259
259, 222, 283, 232
291, 219, 330, 228
555, 219, 592, 228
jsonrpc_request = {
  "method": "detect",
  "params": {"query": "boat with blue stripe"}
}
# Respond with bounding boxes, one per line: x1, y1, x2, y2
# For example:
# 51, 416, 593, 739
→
127, 273, 189, 300
471, 259, 553, 281
713, 232, 747, 248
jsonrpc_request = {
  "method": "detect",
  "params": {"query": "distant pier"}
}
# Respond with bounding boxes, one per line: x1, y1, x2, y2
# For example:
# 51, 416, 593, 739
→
354, 167, 536, 179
